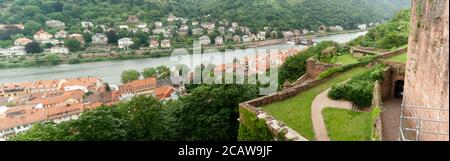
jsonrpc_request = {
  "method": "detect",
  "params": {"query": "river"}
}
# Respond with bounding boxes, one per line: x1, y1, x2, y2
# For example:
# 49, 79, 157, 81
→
0, 31, 367, 84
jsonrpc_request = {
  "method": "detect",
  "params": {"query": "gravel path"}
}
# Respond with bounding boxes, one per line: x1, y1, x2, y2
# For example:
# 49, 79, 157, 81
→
311, 88, 354, 141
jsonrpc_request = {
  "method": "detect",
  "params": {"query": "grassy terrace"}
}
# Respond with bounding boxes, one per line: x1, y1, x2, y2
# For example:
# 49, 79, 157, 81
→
262, 67, 370, 140
385, 53, 407, 63
335, 54, 358, 65
323, 108, 372, 141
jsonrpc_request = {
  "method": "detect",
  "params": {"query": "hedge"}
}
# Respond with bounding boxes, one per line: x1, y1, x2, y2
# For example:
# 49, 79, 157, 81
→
327, 64, 385, 109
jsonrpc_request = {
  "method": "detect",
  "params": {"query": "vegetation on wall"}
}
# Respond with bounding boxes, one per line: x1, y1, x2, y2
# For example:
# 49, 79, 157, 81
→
238, 108, 274, 141
348, 9, 411, 49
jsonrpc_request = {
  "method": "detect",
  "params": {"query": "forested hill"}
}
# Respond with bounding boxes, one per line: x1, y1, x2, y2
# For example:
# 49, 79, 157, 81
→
198, 0, 411, 30
0, 0, 410, 30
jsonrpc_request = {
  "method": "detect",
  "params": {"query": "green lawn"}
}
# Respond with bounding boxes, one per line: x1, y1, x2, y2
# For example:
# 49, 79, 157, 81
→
262, 67, 370, 140
335, 54, 358, 65
322, 108, 372, 141
386, 53, 407, 63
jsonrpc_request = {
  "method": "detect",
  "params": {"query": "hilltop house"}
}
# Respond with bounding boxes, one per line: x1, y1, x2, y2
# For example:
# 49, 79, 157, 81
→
163, 31, 173, 38
161, 39, 171, 48
127, 15, 139, 23
91, 33, 108, 45
282, 31, 294, 40
228, 27, 236, 33
149, 39, 159, 49
155, 21, 163, 28
294, 30, 301, 36
233, 35, 241, 42
13, 38, 32, 46
41, 39, 60, 46
55, 30, 68, 39
167, 14, 178, 22
199, 36, 211, 46
242, 35, 251, 43
0, 24, 24, 30
218, 27, 225, 34
358, 24, 367, 30
180, 25, 189, 31
329, 25, 344, 32
81, 21, 94, 28
119, 25, 129, 30
258, 32, 266, 41
215, 36, 224, 46
178, 30, 188, 37
137, 23, 149, 33
34, 29, 53, 42
201, 22, 215, 30
118, 38, 133, 50
191, 21, 199, 26
302, 29, 309, 35
0, 46, 25, 57
318, 25, 327, 33
270, 31, 278, 38
50, 47, 69, 54
192, 28, 204, 36
240, 27, 251, 35
232, 22, 239, 29
250, 34, 258, 42
68, 34, 85, 45
45, 20, 65, 29
153, 27, 165, 35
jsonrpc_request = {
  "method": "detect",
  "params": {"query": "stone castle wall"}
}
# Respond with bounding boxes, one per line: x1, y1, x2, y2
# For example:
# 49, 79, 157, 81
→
306, 59, 340, 78
403, 0, 449, 141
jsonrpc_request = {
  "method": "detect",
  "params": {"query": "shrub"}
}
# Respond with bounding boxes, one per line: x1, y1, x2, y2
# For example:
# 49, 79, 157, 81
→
327, 65, 385, 109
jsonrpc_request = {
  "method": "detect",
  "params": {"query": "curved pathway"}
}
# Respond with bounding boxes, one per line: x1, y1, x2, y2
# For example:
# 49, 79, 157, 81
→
311, 88, 353, 141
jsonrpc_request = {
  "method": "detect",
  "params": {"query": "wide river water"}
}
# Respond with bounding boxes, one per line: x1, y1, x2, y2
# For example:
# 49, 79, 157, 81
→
0, 31, 367, 85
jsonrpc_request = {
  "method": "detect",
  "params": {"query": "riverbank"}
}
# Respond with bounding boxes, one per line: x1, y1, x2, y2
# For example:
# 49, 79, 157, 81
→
0, 31, 368, 84
0, 30, 367, 70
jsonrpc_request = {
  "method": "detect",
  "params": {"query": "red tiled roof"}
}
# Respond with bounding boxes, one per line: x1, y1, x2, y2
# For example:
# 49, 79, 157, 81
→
154, 85, 174, 100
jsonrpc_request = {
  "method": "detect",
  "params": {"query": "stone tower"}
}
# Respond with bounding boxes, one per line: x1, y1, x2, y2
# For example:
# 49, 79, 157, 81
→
402, 0, 449, 141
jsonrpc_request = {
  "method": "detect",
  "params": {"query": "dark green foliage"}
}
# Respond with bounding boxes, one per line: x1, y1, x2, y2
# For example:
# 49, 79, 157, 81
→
238, 108, 274, 141
24, 41, 43, 54
64, 39, 82, 52
142, 67, 157, 78
11, 95, 171, 141
348, 9, 411, 49
3, 0, 409, 35
121, 69, 140, 84
176, 84, 259, 141
279, 41, 343, 86
328, 65, 385, 109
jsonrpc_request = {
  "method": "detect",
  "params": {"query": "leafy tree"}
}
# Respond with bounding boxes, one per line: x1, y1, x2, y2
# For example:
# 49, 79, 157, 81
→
121, 69, 141, 84
175, 84, 259, 141
25, 41, 43, 54
82, 32, 93, 44
142, 67, 157, 78
156, 65, 171, 79
23, 21, 42, 35
11, 96, 171, 141
106, 30, 118, 44
64, 39, 82, 52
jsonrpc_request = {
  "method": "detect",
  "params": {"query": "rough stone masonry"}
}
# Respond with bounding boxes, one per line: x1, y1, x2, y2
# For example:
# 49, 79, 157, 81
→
402, 0, 449, 141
